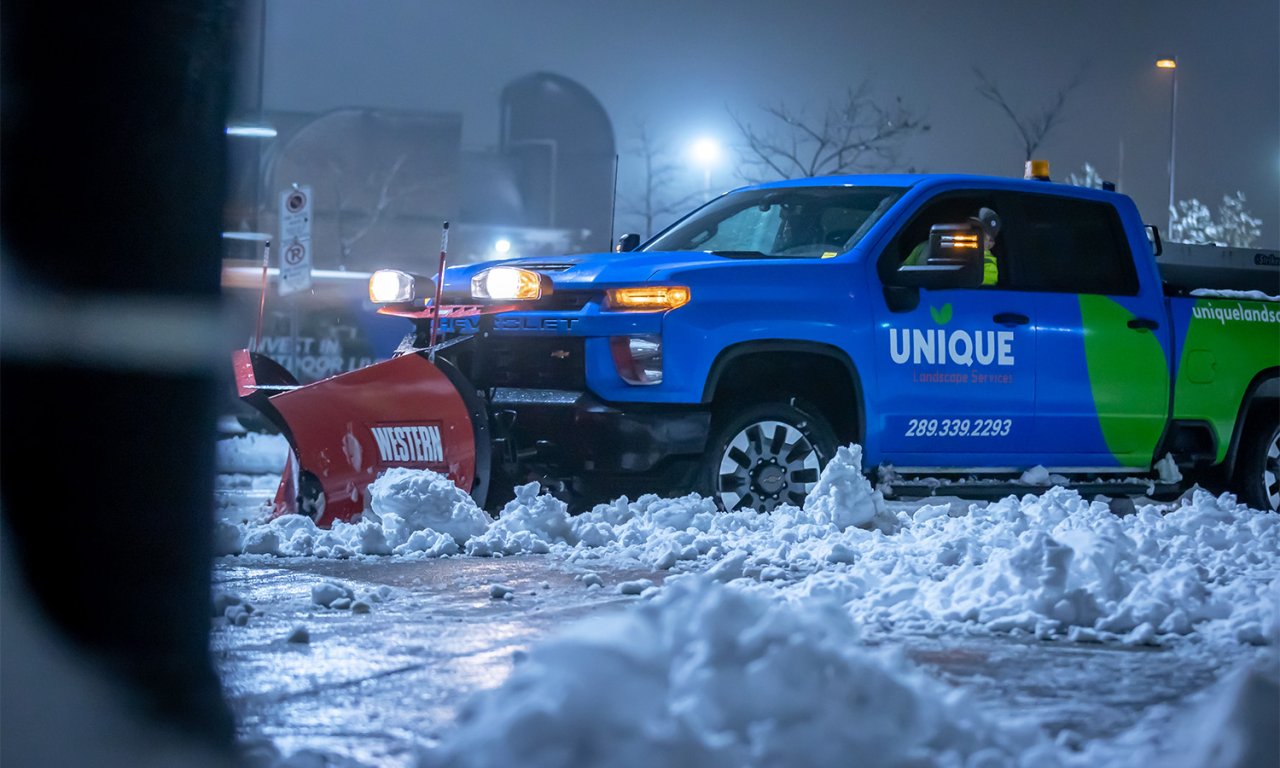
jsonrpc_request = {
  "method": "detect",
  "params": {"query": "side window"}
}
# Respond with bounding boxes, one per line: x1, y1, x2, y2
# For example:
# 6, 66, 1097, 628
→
1004, 195, 1139, 295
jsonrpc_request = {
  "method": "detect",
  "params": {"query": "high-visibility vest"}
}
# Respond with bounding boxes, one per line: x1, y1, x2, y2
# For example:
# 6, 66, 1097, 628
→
903, 242, 1000, 286
982, 251, 998, 286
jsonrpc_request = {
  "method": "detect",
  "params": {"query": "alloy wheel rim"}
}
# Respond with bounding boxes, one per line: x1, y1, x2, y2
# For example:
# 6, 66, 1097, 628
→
716, 419, 822, 511
1265, 427, 1279, 512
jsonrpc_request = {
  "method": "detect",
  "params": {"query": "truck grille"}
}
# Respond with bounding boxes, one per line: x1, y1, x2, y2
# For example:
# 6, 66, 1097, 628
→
440, 291, 593, 311
470, 337, 586, 390
535, 291, 593, 311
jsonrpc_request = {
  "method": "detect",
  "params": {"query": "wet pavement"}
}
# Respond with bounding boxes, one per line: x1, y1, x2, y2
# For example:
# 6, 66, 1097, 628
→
211, 554, 1256, 766
891, 633, 1230, 749
212, 556, 664, 766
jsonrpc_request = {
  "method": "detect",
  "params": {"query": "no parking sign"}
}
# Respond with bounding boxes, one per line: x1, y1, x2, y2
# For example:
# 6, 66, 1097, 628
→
279, 184, 313, 296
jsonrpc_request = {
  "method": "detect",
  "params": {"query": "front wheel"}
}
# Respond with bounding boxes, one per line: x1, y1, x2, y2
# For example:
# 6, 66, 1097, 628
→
701, 400, 838, 512
1237, 414, 1279, 512
297, 470, 327, 522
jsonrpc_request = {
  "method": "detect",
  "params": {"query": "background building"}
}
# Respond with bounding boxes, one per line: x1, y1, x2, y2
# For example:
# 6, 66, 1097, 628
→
221, 4, 618, 391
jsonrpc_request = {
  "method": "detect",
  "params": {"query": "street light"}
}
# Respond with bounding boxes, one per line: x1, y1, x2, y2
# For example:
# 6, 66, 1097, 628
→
691, 137, 720, 199
1156, 57, 1178, 235
226, 123, 278, 138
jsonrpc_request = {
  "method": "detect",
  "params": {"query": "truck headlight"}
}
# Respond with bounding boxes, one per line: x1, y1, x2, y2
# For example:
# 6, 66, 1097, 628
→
471, 267, 547, 301
369, 270, 420, 304
611, 335, 663, 385
605, 286, 691, 311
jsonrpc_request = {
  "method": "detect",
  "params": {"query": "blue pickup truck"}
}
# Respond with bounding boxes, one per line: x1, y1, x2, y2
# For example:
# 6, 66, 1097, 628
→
240, 171, 1280, 522
401, 171, 1280, 512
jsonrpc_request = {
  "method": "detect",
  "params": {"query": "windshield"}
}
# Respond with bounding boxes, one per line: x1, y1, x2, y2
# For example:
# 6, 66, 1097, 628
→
643, 186, 905, 258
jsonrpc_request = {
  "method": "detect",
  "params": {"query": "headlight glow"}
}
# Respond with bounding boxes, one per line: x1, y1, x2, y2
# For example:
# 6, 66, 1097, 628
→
369, 270, 417, 303
605, 286, 691, 311
471, 267, 545, 301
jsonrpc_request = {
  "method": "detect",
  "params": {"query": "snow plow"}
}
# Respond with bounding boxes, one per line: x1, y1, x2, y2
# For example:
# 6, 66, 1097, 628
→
232, 341, 490, 527
233, 223, 504, 526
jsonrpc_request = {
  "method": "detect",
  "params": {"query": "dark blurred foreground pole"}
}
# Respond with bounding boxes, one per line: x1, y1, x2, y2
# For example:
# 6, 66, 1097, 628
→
1, 3, 238, 764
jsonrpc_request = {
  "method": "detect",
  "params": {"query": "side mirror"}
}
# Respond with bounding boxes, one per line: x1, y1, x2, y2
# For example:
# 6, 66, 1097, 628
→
889, 222, 984, 289
1146, 224, 1163, 257
615, 233, 641, 253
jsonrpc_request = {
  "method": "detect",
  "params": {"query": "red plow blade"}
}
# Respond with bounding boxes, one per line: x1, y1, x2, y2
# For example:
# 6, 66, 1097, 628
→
233, 349, 487, 527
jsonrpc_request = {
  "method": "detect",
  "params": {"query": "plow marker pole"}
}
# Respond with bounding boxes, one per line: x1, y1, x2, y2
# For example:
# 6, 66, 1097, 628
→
428, 221, 449, 361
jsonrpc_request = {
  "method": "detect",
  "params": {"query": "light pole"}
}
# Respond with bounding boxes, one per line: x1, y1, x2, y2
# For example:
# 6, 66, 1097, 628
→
1156, 57, 1178, 235
691, 137, 720, 200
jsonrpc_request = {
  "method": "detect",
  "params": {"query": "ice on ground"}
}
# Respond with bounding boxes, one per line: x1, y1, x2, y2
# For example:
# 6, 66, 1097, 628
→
1161, 653, 1280, 768
1069, 648, 1280, 767
426, 576, 1054, 768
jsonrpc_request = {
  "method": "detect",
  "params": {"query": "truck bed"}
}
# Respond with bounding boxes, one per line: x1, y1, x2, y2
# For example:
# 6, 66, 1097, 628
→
1158, 242, 1280, 295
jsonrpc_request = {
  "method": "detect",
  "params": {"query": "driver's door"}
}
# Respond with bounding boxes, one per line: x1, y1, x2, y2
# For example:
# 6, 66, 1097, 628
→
870, 190, 1039, 468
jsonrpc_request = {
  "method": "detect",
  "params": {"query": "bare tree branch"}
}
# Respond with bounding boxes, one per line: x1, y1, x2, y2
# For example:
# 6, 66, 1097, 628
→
617, 120, 704, 238
730, 82, 929, 183
974, 65, 1087, 162
330, 153, 419, 266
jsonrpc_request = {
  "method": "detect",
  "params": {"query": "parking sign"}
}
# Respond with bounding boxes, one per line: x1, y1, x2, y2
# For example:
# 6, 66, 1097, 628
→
279, 185, 313, 295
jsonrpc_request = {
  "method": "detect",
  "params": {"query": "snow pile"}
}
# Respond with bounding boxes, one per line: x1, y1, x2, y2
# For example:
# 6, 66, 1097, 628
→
220, 508, 463, 559
426, 577, 1052, 768
213, 466, 490, 558
1189, 288, 1279, 302
465, 482, 578, 556
215, 435, 1279, 647
801, 444, 895, 532
366, 467, 492, 546
789, 487, 1279, 646
215, 431, 289, 474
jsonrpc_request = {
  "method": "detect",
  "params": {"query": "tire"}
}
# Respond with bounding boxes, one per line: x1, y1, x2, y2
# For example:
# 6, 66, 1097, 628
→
297, 470, 326, 522
1237, 415, 1279, 512
701, 399, 838, 512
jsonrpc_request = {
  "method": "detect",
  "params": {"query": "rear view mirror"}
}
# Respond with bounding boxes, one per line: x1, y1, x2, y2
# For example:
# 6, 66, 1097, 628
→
889, 222, 984, 289
1146, 224, 1163, 257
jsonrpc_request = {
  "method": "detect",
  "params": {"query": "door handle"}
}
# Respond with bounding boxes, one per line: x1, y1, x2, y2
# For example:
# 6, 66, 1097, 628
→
1127, 317, 1159, 331
993, 312, 1029, 327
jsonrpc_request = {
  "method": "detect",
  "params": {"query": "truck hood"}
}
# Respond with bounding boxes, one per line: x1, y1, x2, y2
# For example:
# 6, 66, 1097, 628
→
447, 250, 740, 289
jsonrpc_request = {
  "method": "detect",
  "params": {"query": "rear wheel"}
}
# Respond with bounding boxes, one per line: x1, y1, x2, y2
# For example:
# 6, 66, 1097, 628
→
1237, 415, 1279, 512
701, 400, 838, 512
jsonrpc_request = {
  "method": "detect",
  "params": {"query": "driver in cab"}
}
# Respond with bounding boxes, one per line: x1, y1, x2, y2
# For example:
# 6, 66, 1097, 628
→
901, 207, 1001, 286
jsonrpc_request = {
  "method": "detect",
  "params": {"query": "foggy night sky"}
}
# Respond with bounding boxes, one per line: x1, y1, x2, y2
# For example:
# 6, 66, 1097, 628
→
259, 0, 1280, 247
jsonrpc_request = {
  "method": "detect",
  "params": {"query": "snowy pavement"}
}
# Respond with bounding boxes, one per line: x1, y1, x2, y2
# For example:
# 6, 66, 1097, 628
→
214, 432, 1279, 767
